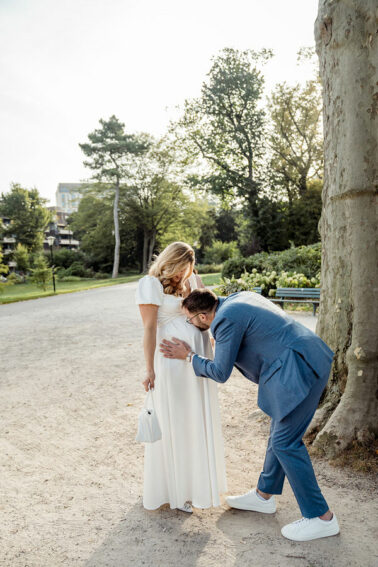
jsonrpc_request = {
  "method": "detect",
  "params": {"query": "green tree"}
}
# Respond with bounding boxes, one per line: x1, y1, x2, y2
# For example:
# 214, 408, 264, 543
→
13, 243, 30, 280
0, 246, 9, 293
0, 184, 51, 252
79, 115, 149, 278
30, 254, 52, 291
68, 195, 139, 273
203, 240, 239, 264
268, 76, 323, 201
174, 48, 272, 215
287, 181, 322, 245
122, 139, 188, 272
158, 197, 216, 262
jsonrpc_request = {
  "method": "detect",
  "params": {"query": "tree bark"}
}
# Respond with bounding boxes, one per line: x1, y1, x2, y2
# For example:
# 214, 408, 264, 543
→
312, 0, 378, 457
142, 231, 149, 274
147, 230, 156, 268
112, 179, 120, 279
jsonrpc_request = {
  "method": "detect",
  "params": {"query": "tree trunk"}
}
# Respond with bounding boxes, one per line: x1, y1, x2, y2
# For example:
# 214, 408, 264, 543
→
142, 230, 149, 273
112, 180, 120, 279
311, 0, 378, 457
147, 230, 156, 268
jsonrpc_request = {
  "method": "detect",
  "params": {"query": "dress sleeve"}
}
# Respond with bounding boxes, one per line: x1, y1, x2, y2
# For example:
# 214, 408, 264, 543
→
135, 276, 164, 306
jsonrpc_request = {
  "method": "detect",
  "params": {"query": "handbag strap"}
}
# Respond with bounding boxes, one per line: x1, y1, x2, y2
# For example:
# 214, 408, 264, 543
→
144, 388, 156, 410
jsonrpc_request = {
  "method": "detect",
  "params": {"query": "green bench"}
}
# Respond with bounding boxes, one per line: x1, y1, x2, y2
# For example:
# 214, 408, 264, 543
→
271, 287, 320, 316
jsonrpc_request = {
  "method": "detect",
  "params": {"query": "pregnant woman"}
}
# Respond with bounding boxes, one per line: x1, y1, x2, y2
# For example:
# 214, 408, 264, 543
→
136, 241, 227, 512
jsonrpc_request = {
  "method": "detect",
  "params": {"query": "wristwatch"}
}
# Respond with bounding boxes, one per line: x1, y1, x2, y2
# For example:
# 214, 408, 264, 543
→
185, 350, 194, 363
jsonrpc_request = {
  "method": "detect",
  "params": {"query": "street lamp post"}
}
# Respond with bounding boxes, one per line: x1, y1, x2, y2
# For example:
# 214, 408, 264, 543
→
47, 236, 56, 293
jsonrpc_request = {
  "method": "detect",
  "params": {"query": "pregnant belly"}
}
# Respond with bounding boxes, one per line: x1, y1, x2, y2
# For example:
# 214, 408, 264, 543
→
157, 317, 211, 356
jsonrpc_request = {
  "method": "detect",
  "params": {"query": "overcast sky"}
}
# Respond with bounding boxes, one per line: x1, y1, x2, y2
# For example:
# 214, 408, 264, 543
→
0, 0, 319, 205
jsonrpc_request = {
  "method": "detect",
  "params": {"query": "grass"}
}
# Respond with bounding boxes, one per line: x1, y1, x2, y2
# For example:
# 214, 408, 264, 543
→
199, 272, 222, 286
0, 273, 141, 304
0, 272, 223, 305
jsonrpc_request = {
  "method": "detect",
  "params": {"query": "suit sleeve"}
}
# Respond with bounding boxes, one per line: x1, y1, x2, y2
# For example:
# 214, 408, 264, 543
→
192, 317, 244, 383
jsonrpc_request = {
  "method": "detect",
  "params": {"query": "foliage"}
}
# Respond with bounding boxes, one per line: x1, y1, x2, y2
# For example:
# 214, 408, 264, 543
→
286, 182, 322, 244
48, 248, 87, 269
237, 197, 289, 255
79, 115, 149, 184
0, 183, 51, 252
215, 269, 320, 297
159, 198, 216, 263
30, 254, 52, 290
58, 275, 82, 282
275, 271, 320, 290
0, 247, 9, 293
203, 240, 239, 264
13, 243, 30, 274
268, 76, 323, 200
195, 263, 223, 274
68, 195, 139, 272
222, 243, 321, 278
79, 115, 150, 278
122, 139, 193, 271
7, 272, 23, 284
174, 48, 272, 213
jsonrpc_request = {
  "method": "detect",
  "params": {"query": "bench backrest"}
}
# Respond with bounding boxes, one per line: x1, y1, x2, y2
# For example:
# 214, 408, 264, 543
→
253, 287, 262, 294
276, 287, 320, 299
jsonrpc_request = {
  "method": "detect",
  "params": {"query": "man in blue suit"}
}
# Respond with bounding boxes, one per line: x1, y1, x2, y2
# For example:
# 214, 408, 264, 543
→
160, 289, 340, 541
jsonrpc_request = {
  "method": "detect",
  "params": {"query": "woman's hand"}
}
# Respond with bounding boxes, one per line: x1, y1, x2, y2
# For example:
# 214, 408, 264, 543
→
142, 369, 155, 392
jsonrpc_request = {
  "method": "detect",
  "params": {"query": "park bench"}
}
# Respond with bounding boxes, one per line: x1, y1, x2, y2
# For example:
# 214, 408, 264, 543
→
253, 287, 262, 294
271, 287, 320, 316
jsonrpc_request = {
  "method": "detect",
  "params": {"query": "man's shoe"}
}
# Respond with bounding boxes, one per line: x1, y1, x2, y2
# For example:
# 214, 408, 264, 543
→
281, 515, 340, 541
226, 489, 276, 513
177, 502, 193, 513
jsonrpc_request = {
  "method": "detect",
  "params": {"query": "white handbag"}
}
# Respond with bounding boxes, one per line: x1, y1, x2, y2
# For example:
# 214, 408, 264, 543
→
135, 389, 162, 443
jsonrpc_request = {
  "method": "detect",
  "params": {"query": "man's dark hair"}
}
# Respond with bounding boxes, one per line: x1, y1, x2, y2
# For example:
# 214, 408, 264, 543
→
182, 289, 218, 313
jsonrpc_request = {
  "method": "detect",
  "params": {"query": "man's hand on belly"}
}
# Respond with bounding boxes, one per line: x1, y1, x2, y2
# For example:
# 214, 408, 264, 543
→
160, 338, 192, 360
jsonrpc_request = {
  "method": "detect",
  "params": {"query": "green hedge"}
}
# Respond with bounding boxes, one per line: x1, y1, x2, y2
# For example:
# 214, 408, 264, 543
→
222, 243, 321, 279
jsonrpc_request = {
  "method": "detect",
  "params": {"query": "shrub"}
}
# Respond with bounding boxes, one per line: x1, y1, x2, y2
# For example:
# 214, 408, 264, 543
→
214, 269, 321, 297
59, 275, 82, 282
64, 261, 94, 278
7, 272, 23, 284
196, 263, 223, 274
30, 255, 52, 290
93, 272, 111, 279
203, 240, 239, 264
50, 248, 87, 269
222, 243, 321, 279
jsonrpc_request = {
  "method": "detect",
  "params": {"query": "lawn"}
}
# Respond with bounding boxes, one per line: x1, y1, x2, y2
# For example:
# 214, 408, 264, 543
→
0, 274, 141, 304
0, 272, 223, 305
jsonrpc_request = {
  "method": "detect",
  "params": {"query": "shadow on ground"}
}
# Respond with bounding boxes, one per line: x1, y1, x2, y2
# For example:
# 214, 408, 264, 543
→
84, 501, 211, 567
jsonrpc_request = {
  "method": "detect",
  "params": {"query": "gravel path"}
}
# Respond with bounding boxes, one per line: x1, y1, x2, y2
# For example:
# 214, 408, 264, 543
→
1, 284, 376, 566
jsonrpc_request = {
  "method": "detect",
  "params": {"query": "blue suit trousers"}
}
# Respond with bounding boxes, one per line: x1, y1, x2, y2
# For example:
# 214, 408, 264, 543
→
257, 370, 329, 518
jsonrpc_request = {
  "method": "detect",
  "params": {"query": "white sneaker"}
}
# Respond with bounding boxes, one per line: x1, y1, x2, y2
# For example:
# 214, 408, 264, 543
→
281, 515, 340, 541
226, 489, 276, 513
177, 502, 193, 513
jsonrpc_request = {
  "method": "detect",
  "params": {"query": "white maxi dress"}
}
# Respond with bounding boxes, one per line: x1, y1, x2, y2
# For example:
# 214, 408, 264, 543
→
136, 274, 227, 510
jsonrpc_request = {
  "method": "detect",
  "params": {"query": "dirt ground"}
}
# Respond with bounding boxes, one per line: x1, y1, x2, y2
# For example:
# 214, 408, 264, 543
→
1, 283, 377, 567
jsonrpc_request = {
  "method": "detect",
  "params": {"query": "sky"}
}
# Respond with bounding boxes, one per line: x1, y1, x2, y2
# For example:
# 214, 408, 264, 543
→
0, 0, 319, 205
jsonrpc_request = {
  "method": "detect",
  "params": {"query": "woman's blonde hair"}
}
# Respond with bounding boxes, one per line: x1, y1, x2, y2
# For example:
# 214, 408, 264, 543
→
149, 242, 195, 296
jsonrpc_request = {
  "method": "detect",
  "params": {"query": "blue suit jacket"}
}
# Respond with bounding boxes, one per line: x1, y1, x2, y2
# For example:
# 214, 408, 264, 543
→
192, 292, 334, 421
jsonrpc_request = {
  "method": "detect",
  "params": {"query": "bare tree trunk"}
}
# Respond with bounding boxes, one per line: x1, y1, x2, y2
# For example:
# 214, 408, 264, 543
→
311, 0, 378, 457
142, 231, 149, 273
147, 230, 156, 268
112, 179, 120, 279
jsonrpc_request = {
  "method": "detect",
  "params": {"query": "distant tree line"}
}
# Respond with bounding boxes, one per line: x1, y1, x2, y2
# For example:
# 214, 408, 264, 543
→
1, 47, 323, 278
